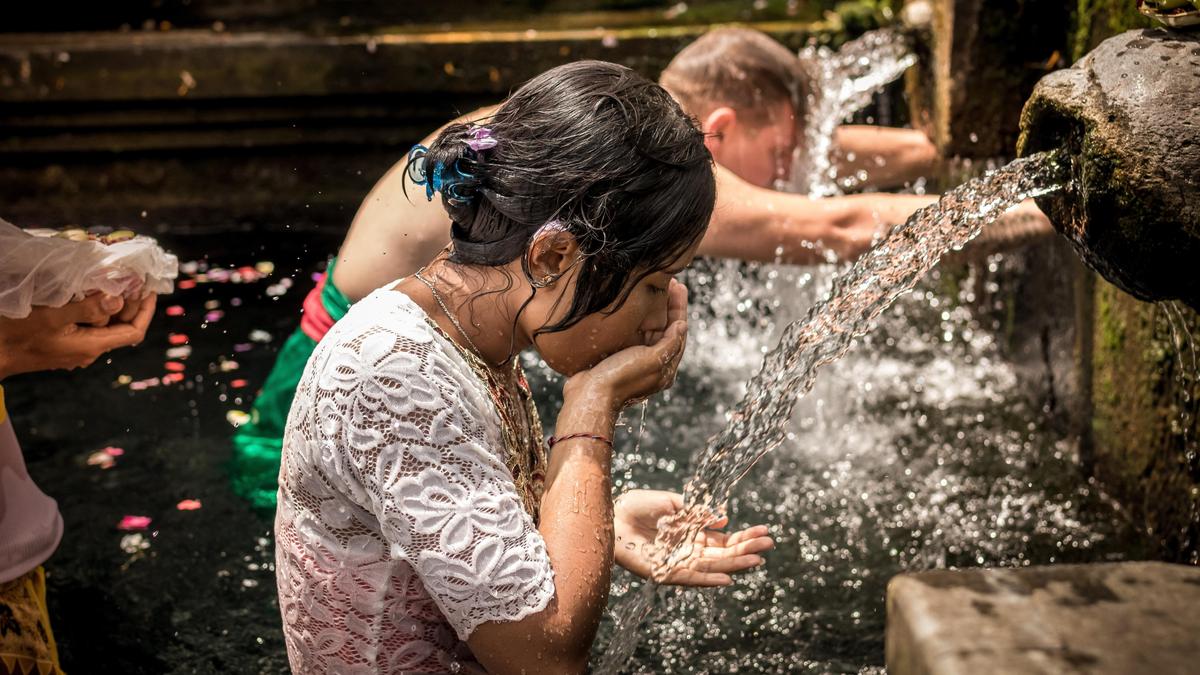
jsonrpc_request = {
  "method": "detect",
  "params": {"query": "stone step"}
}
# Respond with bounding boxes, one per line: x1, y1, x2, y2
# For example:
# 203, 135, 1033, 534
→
0, 21, 818, 106
886, 561, 1200, 675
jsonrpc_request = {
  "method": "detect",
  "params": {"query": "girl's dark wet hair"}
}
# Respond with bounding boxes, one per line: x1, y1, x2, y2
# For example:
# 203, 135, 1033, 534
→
408, 60, 715, 334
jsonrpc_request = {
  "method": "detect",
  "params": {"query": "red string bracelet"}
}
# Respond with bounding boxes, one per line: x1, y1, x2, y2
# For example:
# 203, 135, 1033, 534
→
547, 432, 613, 449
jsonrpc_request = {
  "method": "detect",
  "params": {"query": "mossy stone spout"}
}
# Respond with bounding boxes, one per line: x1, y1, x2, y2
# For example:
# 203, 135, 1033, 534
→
1018, 28, 1200, 311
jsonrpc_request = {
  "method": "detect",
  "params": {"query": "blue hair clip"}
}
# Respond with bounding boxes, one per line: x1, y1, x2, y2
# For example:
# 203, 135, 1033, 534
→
406, 145, 434, 201
407, 144, 477, 205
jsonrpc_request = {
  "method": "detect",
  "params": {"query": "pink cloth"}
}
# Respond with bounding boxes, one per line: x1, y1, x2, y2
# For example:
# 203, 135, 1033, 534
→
0, 384, 63, 584
299, 274, 336, 342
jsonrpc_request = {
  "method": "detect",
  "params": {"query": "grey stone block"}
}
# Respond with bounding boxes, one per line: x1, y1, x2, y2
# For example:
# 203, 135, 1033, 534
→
887, 561, 1200, 674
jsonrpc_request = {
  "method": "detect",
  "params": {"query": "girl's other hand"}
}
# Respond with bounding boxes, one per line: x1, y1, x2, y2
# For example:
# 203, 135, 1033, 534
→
563, 280, 689, 412
613, 489, 773, 587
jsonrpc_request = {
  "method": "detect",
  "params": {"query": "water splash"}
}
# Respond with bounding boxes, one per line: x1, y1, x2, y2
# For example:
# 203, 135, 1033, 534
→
595, 151, 1069, 674
1161, 301, 1198, 443
1159, 301, 1200, 564
791, 28, 918, 198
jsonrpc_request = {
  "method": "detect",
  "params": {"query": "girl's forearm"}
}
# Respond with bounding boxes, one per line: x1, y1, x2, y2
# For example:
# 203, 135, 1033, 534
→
532, 394, 618, 667
469, 393, 616, 674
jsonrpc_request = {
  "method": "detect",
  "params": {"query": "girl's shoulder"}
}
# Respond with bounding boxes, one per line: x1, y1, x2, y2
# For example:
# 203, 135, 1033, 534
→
315, 287, 491, 409
334, 286, 433, 342
322, 287, 439, 367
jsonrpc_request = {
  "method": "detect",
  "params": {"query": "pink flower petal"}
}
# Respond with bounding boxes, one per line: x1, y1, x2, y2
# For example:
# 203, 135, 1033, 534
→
87, 452, 115, 469
176, 499, 202, 511
103, 446, 125, 457
117, 515, 152, 531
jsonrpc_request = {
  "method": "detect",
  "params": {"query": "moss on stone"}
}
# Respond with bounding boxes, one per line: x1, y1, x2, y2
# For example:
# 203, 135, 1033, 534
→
1091, 279, 1200, 562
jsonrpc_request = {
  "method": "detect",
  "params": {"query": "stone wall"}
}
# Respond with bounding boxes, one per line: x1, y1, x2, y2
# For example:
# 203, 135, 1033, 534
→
1, 2, 913, 234
0, 5, 848, 234
906, 0, 1070, 158
5, 0, 839, 33
1092, 282, 1200, 563
0, 23, 752, 232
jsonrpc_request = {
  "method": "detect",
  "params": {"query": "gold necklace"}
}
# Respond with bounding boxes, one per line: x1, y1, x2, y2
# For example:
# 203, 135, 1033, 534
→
413, 267, 491, 365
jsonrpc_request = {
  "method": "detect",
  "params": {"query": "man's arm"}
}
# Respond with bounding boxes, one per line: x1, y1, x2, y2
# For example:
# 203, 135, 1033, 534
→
333, 114, 937, 291
332, 105, 501, 302
700, 164, 935, 264
833, 125, 939, 191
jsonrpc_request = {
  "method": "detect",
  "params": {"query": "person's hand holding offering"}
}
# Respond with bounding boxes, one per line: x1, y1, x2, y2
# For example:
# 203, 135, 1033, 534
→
613, 489, 774, 586
0, 292, 156, 380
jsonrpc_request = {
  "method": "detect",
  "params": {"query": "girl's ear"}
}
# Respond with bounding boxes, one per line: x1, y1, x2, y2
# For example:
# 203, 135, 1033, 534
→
527, 228, 581, 282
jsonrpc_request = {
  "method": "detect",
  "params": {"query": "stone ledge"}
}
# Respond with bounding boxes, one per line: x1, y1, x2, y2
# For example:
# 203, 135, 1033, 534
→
0, 21, 820, 104
0, 20, 820, 158
886, 561, 1200, 675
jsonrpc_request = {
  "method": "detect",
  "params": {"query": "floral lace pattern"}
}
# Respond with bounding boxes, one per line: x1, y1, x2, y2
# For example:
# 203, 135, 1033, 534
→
275, 288, 555, 674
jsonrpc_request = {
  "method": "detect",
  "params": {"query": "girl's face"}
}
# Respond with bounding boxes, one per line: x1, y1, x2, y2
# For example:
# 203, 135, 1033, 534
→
524, 242, 700, 376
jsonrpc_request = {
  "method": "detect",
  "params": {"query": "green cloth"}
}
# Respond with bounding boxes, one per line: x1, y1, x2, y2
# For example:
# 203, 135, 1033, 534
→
230, 260, 351, 510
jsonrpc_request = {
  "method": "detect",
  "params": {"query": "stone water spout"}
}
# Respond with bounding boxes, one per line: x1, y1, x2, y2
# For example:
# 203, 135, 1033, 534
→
1018, 28, 1200, 311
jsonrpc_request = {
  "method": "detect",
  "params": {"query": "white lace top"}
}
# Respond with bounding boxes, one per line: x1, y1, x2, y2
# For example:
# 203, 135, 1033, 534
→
275, 287, 556, 674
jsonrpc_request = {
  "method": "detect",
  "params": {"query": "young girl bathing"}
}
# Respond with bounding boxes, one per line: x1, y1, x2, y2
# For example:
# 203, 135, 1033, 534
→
274, 61, 774, 674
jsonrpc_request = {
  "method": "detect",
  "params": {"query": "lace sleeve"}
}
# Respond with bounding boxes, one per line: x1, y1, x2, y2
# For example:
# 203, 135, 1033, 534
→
315, 319, 555, 641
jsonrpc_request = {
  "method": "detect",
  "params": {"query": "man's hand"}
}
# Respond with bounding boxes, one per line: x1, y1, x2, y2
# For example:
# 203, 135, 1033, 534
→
0, 293, 157, 380
613, 489, 773, 587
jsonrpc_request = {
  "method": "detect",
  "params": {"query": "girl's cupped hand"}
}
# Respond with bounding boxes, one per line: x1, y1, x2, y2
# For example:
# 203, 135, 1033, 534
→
613, 489, 774, 587
563, 279, 689, 413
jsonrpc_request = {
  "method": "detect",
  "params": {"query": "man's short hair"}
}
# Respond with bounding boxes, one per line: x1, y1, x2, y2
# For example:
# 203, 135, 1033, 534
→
660, 27, 809, 127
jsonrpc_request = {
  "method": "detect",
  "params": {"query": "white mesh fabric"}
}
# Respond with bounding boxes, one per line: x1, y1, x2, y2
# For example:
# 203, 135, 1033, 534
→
275, 288, 555, 674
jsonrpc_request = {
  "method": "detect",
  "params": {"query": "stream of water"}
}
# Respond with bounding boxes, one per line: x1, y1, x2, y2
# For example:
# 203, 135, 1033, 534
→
1160, 301, 1200, 564
790, 28, 918, 198
595, 151, 1072, 674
